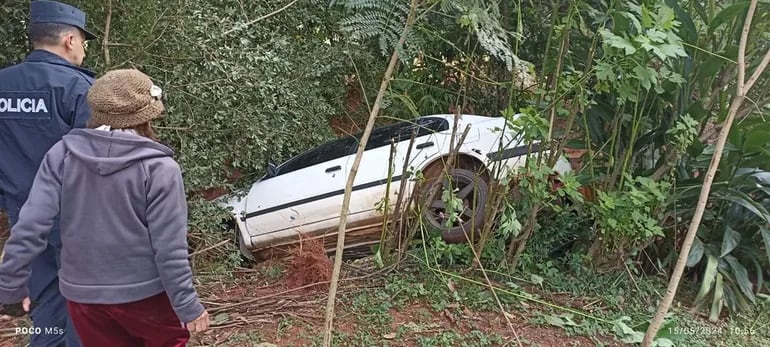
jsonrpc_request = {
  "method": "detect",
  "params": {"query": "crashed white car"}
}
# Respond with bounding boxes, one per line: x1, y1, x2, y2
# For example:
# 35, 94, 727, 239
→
220, 114, 571, 259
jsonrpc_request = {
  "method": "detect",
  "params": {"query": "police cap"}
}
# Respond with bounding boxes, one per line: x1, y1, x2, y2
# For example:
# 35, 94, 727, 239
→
29, 0, 97, 40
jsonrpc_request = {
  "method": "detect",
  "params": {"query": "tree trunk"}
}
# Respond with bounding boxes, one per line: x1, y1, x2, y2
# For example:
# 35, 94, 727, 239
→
321, 1, 420, 346
102, 0, 113, 67
642, 1, 770, 344
507, 203, 541, 270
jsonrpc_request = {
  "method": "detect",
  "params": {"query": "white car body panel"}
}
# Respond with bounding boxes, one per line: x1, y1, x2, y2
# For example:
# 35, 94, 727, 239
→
220, 114, 571, 254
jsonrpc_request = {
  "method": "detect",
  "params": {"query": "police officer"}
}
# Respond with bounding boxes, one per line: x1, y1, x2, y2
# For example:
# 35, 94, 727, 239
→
0, 1, 96, 346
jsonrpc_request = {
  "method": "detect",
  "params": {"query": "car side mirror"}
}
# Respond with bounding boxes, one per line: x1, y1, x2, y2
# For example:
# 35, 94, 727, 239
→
266, 159, 278, 177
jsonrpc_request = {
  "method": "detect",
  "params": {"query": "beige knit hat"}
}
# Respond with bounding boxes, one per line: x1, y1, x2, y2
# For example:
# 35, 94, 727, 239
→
87, 69, 165, 129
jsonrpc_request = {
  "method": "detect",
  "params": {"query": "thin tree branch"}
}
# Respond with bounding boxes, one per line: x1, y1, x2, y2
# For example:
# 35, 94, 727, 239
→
744, 48, 770, 92
189, 240, 231, 257
642, 1, 769, 345
102, 0, 113, 67
322, 1, 421, 346
222, 0, 300, 36
347, 52, 371, 113
651, 104, 755, 181
736, 0, 756, 92
462, 227, 523, 346
547, 4, 573, 141
738, 95, 770, 119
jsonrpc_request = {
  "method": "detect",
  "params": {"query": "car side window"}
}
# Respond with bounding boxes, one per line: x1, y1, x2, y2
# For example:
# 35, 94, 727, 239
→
361, 122, 407, 150
273, 117, 450, 176
413, 117, 450, 136
357, 117, 450, 151
277, 136, 356, 176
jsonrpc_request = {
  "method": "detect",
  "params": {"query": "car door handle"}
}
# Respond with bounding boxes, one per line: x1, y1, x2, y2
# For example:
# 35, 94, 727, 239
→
416, 142, 434, 149
325, 165, 341, 173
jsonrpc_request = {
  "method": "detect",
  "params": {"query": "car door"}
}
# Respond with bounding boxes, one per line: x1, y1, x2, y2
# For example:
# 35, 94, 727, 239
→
240, 135, 356, 243
345, 117, 448, 224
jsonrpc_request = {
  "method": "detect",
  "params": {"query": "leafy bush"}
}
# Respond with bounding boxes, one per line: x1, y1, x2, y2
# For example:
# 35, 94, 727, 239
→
588, 174, 671, 266
0, 0, 371, 265
670, 119, 770, 319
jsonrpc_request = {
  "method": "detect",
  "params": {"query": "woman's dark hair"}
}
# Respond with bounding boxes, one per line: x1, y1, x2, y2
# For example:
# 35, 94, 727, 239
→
132, 122, 159, 142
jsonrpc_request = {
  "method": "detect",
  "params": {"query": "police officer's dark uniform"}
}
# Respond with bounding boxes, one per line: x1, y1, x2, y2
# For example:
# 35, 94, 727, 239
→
0, 1, 96, 346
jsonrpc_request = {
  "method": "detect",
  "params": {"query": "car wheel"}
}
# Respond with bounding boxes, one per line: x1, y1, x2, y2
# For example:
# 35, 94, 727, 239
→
419, 168, 489, 243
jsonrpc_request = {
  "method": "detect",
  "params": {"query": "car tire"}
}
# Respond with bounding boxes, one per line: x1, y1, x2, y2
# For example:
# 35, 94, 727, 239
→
418, 167, 489, 243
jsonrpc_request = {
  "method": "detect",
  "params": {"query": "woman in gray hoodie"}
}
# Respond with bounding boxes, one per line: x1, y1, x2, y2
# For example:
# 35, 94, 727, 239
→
0, 68, 209, 346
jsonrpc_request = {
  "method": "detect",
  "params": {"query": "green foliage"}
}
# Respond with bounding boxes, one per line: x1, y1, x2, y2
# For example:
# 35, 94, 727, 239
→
163, 0, 346, 184
506, 106, 550, 144
670, 122, 770, 318
590, 174, 671, 253
562, 0, 770, 314
626, 0, 770, 318
3, 0, 769, 325
0, 0, 371, 266
414, 330, 499, 347
335, 0, 417, 57
612, 315, 676, 346
127, 0, 358, 261
496, 204, 522, 239
425, 236, 474, 267
433, 106, 571, 270
440, 179, 465, 228
594, 2, 688, 104
504, 107, 584, 207
0, 1, 27, 65
516, 211, 592, 270
334, 0, 518, 70
666, 113, 699, 152
186, 197, 242, 270
334, 0, 533, 122
449, 0, 518, 72
566, 0, 695, 198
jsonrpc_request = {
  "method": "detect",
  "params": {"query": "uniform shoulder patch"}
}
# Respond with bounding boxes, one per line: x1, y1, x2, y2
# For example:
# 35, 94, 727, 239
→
0, 91, 53, 120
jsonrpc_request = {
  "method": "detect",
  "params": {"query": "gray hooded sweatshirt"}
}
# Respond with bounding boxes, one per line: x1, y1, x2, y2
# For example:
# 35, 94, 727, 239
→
0, 129, 204, 323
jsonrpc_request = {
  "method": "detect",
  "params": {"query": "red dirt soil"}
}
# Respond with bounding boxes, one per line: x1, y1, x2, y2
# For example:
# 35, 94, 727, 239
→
285, 236, 333, 291
187, 299, 623, 347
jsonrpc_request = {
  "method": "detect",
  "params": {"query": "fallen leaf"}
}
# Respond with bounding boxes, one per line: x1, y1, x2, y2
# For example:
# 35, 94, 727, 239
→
447, 279, 457, 292
543, 313, 579, 328
463, 307, 473, 317
544, 314, 567, 328
382, 333, 397, 339
211, 313, 229, 326
444, 309, 456, 323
